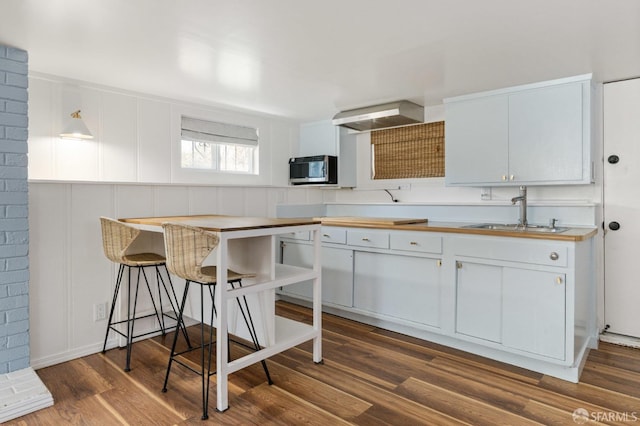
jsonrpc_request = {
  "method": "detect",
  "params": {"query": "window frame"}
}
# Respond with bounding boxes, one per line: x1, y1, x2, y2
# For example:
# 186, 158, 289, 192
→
180, 116, 259, 175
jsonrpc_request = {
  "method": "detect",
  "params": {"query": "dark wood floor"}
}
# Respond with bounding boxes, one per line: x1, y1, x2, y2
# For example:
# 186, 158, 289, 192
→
8, 301, 640, 425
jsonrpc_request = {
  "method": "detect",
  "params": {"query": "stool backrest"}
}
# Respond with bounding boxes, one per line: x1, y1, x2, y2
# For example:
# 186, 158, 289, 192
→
100, 217, 141, 264
162, 222, 220, 282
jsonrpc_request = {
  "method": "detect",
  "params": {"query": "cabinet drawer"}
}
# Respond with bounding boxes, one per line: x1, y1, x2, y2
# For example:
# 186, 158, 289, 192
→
281, 230, 310, 241
452, 237, 568, 267
390, 232, 442, 254
321, 227, 346, 244
347, 230, 389, 249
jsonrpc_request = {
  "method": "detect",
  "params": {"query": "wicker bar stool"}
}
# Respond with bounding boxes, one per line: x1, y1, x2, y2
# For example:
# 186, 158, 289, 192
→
99, 217, 189, 372
160, 222, 272, 420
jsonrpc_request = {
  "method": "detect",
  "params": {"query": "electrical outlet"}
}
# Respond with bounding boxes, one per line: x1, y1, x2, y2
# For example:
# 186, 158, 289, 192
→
94, 302, 107, 322
480, 187, 492, 200
397, 184, 411, 191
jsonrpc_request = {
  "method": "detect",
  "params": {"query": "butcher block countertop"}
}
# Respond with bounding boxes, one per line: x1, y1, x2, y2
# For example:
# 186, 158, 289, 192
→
120, 215, 320, 232
315, 216, 597, 242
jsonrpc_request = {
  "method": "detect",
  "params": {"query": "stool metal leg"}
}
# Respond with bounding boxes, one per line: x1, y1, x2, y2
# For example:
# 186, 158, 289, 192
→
102, 264, 125, 353
140, 266, 164, 331
157, 264, 192, 347
162, 280, 191, 393
125, 266, 143, 372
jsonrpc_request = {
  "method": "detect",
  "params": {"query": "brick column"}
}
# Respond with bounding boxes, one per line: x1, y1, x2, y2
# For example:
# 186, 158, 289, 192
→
0, 45, 29, 373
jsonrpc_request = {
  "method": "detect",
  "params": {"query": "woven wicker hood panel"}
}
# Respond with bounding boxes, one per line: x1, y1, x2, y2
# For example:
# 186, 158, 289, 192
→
371, 121, 444, 179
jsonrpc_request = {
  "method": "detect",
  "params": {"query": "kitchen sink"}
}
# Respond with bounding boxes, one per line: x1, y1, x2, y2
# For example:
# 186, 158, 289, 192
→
462, 223, 569, 233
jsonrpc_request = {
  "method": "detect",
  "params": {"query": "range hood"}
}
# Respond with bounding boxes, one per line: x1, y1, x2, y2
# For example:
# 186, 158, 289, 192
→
332, 100, 424, 131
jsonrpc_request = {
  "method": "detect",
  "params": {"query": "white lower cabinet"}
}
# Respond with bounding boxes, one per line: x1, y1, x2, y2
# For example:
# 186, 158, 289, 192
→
353, 251, 441, 327
455, 260, 566, 360
452, 235, 572, 362
455, 261, 503, 343
502, 268, 566, 360
279, 226, 595, 382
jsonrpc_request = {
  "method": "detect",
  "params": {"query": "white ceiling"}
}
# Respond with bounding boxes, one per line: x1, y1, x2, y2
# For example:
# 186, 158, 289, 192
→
1, 0, 639, 121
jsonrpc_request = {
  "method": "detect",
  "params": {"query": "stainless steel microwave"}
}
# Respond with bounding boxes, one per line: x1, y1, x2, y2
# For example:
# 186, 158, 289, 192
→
289, 155, 338, 185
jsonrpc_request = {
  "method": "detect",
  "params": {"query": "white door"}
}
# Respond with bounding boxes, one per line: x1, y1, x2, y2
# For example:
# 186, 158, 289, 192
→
603, 78, 640, 338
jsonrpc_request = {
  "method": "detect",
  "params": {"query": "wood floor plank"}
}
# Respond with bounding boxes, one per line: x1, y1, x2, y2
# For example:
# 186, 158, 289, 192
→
6, 301, 640, 425
239, 383, 354, 425
271, 350, 469, 425
352, 402, 470, 426
34, 356, 114, 403
396, 377, 542, 426
539, 373, 640, 414
369, 327, 544, 384
580, 361, 640, 398
254, 358, 372, 420
522, 400, 611, 426
429, 356, 635, 422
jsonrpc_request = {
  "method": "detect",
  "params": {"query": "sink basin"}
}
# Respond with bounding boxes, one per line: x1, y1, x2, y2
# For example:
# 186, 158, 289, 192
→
462, 223, 569, 233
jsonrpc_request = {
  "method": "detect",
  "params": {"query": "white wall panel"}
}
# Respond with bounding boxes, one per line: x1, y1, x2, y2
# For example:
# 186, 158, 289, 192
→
28, 183, 70, 364
114, 185, 155, 218
189, 187, 219, 214
244, 187, 269, 217
101, 92, 137, 181
28, 74, 298, 186
69, 184, 114, 349
286, 187, 314, 205
217, 187, 245, 216
138, 99, 171, 183
156, 185, 190, 216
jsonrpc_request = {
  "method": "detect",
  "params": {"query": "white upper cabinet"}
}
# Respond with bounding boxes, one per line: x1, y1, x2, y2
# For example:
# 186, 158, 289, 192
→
298, 119, 356, 187
444, 75, 593, 186
444, 95, 508, 185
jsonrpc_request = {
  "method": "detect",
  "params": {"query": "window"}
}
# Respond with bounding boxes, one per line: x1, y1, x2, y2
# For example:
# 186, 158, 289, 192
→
371, 121, 445, 179
181, 116, 258, 174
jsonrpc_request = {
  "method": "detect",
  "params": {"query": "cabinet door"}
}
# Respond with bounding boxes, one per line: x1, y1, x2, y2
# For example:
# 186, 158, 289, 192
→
445, 95, 509, 185
280, 241, 353, 306
502, 268, 566, 360
508, 82, 584, 183
299, 120, 338, 156
322, 246, 353, 307
354, 252, 441, 327
455, 261, 502, 342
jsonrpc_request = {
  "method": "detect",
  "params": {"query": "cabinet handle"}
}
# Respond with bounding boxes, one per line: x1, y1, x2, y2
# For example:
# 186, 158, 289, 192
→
549, 252, 559, 261
362, 237, 370, 242
437, 259, 442, 267
410, 241, 418, 245
456, 261, 462, 269
556, 276, 563, 285
501, 175, 507, 181
322, 234, 330, 238
509, 175, 514, 181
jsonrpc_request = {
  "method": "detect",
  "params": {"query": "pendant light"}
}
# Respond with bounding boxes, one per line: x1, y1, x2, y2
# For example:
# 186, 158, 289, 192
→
60, 110, 93, 140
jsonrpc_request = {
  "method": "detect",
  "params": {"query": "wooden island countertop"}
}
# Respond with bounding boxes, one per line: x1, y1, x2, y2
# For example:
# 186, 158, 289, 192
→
120, 214, 320, 232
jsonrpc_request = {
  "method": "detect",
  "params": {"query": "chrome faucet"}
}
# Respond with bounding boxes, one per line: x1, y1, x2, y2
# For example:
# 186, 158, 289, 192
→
511, 186, 528, 227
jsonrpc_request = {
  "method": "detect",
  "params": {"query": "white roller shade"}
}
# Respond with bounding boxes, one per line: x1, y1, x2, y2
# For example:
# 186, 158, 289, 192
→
181, 116, 258, 146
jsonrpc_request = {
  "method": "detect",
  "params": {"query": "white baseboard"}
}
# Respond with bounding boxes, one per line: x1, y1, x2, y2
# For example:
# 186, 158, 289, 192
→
600, 332, 640, 349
